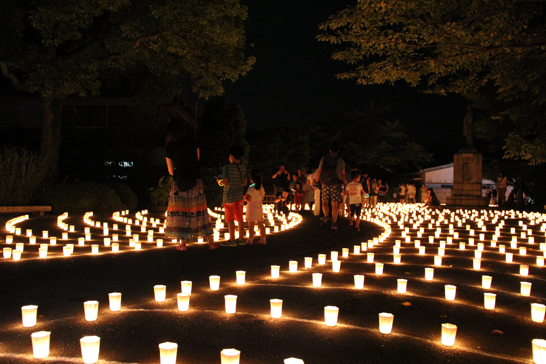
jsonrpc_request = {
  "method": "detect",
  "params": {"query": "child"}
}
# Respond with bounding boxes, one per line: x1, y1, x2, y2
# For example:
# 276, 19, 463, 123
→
293, 182, 303, 211
289, 174, 298, 207
218, 145, 247, 247
345, 171, 365, 231
245, 169, 267, 244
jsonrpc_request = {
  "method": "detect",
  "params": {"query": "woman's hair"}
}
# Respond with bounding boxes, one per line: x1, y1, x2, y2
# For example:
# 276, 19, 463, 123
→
250, 169, 262, 190
295, 182, 302, 189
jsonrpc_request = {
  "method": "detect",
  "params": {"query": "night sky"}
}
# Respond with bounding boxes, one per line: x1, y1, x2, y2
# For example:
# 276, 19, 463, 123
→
224, 0, 468, 163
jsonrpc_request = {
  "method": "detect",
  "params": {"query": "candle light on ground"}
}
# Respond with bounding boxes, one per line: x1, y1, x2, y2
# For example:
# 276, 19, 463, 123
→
324, 306, 339, 326
159, 342, 178, 364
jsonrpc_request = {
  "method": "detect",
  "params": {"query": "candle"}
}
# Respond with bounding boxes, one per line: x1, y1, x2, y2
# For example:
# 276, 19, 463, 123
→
441, 323, 457, 346
445, 285, 456, 301
312, 273, 322, 288
378, 312, 394, 334
354, 275, 365, 289
80, 336, 100, 364
270, 299, 283, 318
177, 293, 190, 311
224, 295, 237, 314
109, 293, 122, 311
158, 342, 178, 364
271, 266, 280, 279
324, 306, 339, 326
154, 285, 166, 302
397, 279, 407, 293
83, 301, 99, 321
31, 331, 51, 358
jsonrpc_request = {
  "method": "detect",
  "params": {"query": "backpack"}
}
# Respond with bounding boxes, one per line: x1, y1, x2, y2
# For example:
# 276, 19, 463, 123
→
320, 155, 340, 186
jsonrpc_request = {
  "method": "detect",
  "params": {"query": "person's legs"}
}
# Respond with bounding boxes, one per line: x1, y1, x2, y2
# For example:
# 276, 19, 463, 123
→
258, 221, 267, 243
248, 221, 255, 244
331, 201, 339, 223
235, 200, 245, 244
221, 203, 237, 247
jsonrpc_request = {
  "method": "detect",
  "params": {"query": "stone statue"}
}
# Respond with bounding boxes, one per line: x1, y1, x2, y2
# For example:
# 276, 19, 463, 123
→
463, 105, 474, 147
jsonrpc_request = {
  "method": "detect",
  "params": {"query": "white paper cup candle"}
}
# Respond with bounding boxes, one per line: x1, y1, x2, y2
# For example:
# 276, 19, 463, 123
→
434, 256, 442, 266
271, 266, 280, 279
445, 285, 457, 301
312, 273, 322, 287
354, 245, 361, 254
21, 305, 38, 327
31, 331, 50, 358
354, 275, 365, 289
224, 295, 237, 314
425, 267, 434, 281
159, 342, 178, 364
521, 282, 532, 296
154, 285, 166, 302
532, 339, 546, 364
318, 254, 326, 265
181, 280, 192, 295
473, 259, 481, 270
367, 253, 374, 263
289, 260, 298, 273
482, 275, 492, 289
484, 293, 496, 310
521, 264, 529, 276
80, 336, 100, 364
84, 301, 99, 321
108, 293, 122, 311
375, 263, 384, 275
284, 359, 304, 364
304, 257, 312, 268
342, 248, 349, 258
236, 271, 246, 285
177, 293, 190, 311
220, 348, 241, 364
209, 276, 221, 290
270, 299, 283, 318
397, 278, 407, 293
441, 323, 457, 346
332, 260, 341, 273
378, 312, 394, 334
330, 251, 338, 261
324, 306, 339, 326
3, 247, 12, 259
532, 303, 546, 323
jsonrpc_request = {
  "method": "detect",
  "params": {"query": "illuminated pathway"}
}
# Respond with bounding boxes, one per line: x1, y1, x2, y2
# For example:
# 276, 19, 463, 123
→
1, 204, 545, 363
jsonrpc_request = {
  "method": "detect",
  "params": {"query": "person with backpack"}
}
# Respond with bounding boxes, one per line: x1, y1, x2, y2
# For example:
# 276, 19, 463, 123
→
314, 141, 347, 229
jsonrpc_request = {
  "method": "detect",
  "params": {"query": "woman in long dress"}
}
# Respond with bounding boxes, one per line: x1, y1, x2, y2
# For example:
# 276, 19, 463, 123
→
164, 119, 218, 251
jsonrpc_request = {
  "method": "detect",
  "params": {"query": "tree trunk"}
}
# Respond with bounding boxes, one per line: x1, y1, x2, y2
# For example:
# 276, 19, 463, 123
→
39, 95, 63, 179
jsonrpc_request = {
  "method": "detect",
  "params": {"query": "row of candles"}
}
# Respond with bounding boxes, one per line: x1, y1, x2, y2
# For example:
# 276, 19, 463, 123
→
6, 204, 546, 363
1, 206, 302, 260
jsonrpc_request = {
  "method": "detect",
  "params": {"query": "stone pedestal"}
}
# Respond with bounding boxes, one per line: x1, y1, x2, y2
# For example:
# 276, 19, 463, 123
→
446, 147, 489, 207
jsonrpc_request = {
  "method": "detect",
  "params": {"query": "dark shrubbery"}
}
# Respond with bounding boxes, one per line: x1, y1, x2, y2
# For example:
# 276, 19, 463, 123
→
0, 147, 48, 206
106, 181, 138, 211
43, 182, 124, 214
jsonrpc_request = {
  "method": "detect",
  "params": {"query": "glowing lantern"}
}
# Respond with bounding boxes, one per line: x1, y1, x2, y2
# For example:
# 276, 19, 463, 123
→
375, 263, 384, 275
103, 238, 111, 246
484, 293, 496, 310
29, 236, 36, 244
324, 306, 339, 326
63, 246, 71, 256
397, 279, 407, 293
425, 268, 434, 281
270, 299, 283, 318
42, 231, 48, 239
304, 257, 312, 269
112, 243, 119, 252
459, 242, 465, 250
84, 301, 99, 321
180, 281, 192, 295
288, 260, 298, 273
284, 359, 304, 364
80, 336, 100, 364
532, 303, 546, 323
108, 293, 121, 311
49, 237, 56, 245
312, 273, 322, 288
224, 295, 237, 314
31, 331, 51, 358
474, 250, 482, 259
445, 285, 456, 301
271, 266, 280, 279
177, 293, 190, 311
39, 247, 47, 258
21, 305, 38, 327
473, 259, 481, 270
154, 285, 166, 302
354, 275, 365, 289
318, 254, 326, 265
236, 271, 246, 285
532, 339, 546, 364
367, 253, 374, 263
434, 256, 442, 267
378, 312, 394, 334
482, 275, 492, 289
521, 264, 530, 276
220, 348, 241, 364
3, 247, 12, 259
393, 254, 401, 264
537, 256, 545, 267
506, 253, 513, 263
158, 342, 178, 364
521, 282, 532, 296
209, 276, 221, 290
441, 323, 457, 346
354, 245, 361, 254
342, 248, 349, 258
330, 251, 338, 262
12, 249, 22, 260
499, 244, 506, 253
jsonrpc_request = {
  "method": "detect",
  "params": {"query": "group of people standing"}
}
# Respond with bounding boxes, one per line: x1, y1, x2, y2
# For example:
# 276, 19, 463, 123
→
164, 119, 267, 251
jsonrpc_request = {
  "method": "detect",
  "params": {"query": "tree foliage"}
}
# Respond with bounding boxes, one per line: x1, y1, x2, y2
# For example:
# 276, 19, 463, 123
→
0, 0, 255, 177
318, 0, 546, 165
308, 102, 432, 175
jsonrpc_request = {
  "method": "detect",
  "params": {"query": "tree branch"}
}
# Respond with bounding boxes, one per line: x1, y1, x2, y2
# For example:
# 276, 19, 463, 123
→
0, 62, 26, 91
